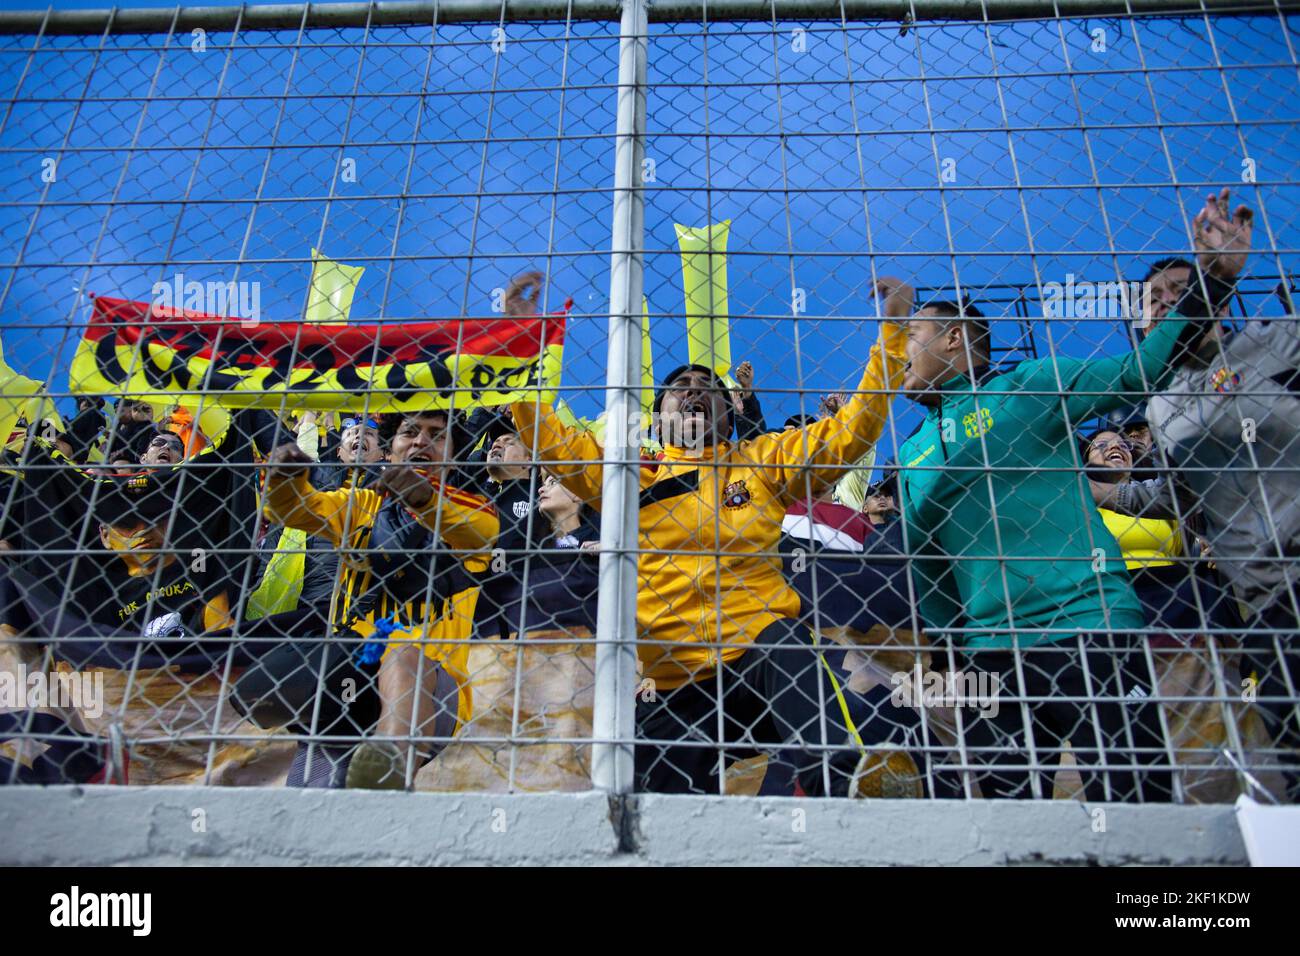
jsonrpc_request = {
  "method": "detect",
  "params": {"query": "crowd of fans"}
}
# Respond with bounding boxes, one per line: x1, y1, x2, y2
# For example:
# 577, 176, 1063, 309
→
0, 186, 1296, 802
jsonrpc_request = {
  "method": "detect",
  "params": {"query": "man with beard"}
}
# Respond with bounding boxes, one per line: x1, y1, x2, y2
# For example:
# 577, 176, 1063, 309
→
510, 276, 922, 798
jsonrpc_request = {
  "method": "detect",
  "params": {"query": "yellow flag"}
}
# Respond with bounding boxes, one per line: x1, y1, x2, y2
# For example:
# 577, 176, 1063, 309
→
641, 296, 655, 415
0, 334, 57, 450
72, 296, 566, 414
675, 220, 732, 380
305, 248, 365, 324
246, 414, 317, 619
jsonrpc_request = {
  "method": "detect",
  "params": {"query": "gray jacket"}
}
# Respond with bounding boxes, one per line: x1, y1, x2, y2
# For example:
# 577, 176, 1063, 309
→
1104, 319, 1300, 618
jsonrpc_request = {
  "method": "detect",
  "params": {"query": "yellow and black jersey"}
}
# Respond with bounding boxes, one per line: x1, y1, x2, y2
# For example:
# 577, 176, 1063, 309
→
512, 322, 907, 689
263, 472, 499, 723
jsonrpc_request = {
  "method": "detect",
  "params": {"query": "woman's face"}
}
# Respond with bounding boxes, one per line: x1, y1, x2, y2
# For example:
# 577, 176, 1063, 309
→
537, 473, 581, 525
1086, 430, 1134, 476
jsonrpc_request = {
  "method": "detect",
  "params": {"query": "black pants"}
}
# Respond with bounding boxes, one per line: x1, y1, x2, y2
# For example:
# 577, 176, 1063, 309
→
933, 637, 1173, 802
1131, 563, 1240, 639
232, 633, 460, 787
635, 618, 923, 796
233, 636, 381, 739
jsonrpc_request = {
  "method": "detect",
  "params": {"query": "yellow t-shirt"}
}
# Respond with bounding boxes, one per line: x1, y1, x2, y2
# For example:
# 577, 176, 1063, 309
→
1099, 508, 1183, 570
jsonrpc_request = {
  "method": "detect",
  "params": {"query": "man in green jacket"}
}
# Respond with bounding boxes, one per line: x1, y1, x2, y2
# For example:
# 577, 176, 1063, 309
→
891, 205, 1234, 801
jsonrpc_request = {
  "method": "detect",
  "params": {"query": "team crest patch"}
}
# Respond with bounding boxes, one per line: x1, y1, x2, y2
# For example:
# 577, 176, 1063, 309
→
722, 479, 752, 509
1211, 366, 1241, 393
512, 500, 532, 519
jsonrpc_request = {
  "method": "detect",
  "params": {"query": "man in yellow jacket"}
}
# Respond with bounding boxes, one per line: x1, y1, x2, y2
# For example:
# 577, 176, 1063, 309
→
240, 410, 498, 789
513, 308, 921, 796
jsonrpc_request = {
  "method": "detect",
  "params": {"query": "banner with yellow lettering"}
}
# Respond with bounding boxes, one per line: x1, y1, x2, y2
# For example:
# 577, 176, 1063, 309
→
71, 295, 569, 413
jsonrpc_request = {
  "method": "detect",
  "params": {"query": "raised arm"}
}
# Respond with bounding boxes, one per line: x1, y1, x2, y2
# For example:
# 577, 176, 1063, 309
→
743, 321, 906, 505
262, 443, 361, 547
510, 401, 605, 508
1048, 314, 1194, 422
1091, 475, 1183, 521
731, 361, 769, 441
1056, 189, 1250, 421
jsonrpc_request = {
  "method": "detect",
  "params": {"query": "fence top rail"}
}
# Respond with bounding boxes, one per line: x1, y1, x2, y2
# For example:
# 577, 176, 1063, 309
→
0, 0, 1295, 36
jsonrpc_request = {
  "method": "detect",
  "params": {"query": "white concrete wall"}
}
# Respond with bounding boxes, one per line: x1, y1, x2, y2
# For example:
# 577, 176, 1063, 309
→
0, 786, 1248, 865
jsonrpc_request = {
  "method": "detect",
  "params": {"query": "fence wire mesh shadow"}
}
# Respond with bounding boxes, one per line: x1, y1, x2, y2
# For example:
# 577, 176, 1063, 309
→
0, 0, 1296, 805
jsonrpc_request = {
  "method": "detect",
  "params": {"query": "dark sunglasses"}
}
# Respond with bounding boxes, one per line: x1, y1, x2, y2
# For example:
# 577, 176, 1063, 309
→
342, 417, 378, 430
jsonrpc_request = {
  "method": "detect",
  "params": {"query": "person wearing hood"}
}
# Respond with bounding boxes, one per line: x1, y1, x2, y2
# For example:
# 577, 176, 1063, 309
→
0, 407, 318, 785
508, 273, 919, 798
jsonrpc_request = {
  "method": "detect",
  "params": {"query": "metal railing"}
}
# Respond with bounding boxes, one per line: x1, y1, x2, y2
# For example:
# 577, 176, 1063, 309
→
0, 0, 1295, 809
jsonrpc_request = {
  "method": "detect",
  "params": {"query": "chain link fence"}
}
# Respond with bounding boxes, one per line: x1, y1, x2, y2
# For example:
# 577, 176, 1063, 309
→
0, 0, 1296, 807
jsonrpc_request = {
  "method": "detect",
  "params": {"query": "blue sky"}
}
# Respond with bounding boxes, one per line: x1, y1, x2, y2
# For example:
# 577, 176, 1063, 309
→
0, 3, 1296, 463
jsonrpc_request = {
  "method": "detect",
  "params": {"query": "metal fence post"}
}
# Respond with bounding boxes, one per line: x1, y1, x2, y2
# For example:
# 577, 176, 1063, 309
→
591, 0, 647, 797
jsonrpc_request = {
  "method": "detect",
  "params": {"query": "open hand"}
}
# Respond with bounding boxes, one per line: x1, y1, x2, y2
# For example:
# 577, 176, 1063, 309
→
1194, 187, 1253, 282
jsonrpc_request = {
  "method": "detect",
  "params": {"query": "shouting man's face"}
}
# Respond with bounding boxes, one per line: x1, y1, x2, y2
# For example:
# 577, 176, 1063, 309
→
338, 421, 382, 465
140, 432, 184, 465
389, 413, 452, 472
486, 433, 530, 482
656, 369, 730, 449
